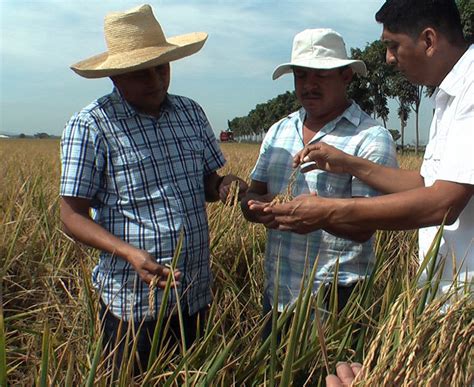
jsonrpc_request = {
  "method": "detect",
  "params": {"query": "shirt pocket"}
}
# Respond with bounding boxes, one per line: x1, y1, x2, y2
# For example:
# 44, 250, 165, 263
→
109, 148, 156, 199
179, 139, 205, 182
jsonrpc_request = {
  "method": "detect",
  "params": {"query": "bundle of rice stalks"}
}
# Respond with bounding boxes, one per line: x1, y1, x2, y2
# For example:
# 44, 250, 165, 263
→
356, 289, 473, 386
269, 168, 300, 206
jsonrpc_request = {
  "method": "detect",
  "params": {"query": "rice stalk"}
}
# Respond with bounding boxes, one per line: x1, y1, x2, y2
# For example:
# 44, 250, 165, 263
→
38, 321, 50, 387
84, 334, 102, 387
269, 256, 280, 386
201, 336, 237, 385
0, 292, 7, 387
64, 351, 74, 387
146, 230, 184, 373
2, 141, 472, 385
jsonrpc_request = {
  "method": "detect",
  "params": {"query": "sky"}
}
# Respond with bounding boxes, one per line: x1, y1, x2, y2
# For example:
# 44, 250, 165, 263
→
0, 0, 433, 144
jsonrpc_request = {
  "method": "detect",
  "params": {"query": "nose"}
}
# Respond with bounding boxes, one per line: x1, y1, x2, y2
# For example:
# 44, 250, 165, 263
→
303, 72, 320, 90
143, 64, 169, 84
386, 49, 397, 65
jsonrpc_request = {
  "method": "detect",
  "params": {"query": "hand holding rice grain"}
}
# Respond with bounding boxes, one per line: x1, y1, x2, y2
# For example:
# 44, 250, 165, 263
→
246, 167, 301, 220
269, 167, 300, 206
219, 174, 248, 203
148, 264, 180, 315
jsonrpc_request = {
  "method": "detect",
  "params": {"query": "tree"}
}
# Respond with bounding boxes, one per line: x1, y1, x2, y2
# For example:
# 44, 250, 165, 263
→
458, 0, 473, 44
34, 132, 50, 139
349, 41, 396, 126
389, 73, 418, 151
396, 102, 410, 150
410, 85, 424, 155
388, 129, 401, 142
228, 91, 300, 137
391, 82, 424, 154
228, 116, 250, 136
347, 65, 374, 114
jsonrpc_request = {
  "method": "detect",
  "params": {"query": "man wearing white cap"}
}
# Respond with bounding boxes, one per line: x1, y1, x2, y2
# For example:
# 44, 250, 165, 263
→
241, 29, 397, 336
265, 0, 473, 303
59, 4, 247, 374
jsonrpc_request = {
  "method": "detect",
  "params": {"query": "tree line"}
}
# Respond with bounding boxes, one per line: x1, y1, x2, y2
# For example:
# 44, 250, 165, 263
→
228, 0, 473, 153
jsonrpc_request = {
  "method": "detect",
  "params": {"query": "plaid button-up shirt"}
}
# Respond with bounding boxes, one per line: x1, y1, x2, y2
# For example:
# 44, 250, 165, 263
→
60, 89, 225, 320
251, 102, 398, 311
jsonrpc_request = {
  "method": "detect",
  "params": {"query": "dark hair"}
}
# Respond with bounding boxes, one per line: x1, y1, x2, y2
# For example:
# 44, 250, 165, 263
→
375, 0, 465, 45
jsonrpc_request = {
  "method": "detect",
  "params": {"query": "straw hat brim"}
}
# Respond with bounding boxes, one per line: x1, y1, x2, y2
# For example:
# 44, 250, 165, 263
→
71, 32, 208, 79
272, 58, 367, 80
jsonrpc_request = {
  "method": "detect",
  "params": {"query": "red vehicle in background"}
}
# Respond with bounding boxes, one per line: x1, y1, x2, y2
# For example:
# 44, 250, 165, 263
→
219, 130, 234, 142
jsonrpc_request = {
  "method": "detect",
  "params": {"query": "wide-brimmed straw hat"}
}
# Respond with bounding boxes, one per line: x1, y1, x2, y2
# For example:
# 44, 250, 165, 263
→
272, 28, 367, 80
70, 4, 208, 78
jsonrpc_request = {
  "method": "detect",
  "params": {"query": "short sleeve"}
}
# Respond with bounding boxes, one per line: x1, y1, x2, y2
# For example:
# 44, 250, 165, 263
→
352, 127, 398, 197
60, 113, 105, 199
195, 105, 226, 176
250, 124, 278, 183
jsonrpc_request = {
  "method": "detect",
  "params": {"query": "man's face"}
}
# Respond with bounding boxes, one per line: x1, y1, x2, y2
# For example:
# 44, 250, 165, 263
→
111, 63, 170, 116
293, 66, 352, 120
382, 27, 428, 85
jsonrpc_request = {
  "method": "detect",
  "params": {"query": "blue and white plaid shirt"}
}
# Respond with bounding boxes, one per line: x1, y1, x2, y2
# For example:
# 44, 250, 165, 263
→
251, 102, 398, 311
60, 88, 225, 320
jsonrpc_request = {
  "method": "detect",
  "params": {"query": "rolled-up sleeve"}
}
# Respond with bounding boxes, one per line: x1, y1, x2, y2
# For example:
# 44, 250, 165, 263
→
195, 106, 226, 176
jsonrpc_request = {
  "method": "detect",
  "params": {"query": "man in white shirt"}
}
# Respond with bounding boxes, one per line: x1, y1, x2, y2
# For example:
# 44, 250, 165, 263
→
251, 0, 473, 296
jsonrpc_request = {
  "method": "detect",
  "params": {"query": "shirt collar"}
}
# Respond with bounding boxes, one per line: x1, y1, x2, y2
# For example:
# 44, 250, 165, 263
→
109, 87, 175, 120
438, 44, 474, 97
297, 100, 361, 130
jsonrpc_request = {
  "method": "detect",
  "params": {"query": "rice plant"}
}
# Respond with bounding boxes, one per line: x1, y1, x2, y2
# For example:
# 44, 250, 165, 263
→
0, 139, 472, 386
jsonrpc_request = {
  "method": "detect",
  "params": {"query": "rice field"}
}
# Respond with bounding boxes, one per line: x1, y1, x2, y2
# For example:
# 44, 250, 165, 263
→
1, 139, 472, 386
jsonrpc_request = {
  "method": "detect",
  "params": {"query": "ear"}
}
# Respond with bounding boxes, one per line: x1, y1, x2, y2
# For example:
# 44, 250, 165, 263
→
420, 27, 437, 57
342, 66, 354, 84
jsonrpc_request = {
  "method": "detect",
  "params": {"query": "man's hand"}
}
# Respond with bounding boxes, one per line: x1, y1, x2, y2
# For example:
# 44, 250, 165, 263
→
293, 142, 352, 174
126, 248, 181, 287
218, 174, 248, 203
246, 194, 279, 228
263, 193, 328, 234
326, 362, 362, 387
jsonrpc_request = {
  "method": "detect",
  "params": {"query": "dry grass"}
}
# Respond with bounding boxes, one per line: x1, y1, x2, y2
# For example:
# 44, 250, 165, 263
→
1, 139, 472, 386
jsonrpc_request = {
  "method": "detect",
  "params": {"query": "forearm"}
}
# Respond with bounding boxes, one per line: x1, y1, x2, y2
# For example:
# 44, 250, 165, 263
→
322, 195, 376, 242
61, 208, 136, 261
345, 155, 424, 194
204, 172, 222, 202
329, 184, 471, 231
60, 197, 178, 286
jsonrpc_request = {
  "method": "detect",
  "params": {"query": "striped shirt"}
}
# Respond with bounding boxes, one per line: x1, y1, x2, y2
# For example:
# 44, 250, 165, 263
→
251, 102, 398, 311
60, 88, 225, 320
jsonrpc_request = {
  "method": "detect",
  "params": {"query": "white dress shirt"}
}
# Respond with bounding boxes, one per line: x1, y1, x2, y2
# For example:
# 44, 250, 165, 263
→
419, 45, 474, 294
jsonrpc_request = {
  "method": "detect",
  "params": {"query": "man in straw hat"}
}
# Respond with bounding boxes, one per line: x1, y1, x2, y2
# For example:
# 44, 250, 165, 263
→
60, 4, 247, 374
241, 28, 397, 338
261, 0, 473, 303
